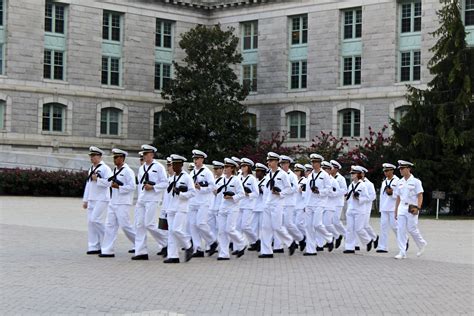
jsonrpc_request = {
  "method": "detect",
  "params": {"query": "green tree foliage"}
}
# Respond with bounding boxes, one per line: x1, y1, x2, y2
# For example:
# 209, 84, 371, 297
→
392, 0, 474, 213
154, 24, 257, 161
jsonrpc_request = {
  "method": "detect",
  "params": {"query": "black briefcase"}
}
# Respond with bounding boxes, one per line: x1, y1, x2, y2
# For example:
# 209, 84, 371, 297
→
158, 217, 168, 230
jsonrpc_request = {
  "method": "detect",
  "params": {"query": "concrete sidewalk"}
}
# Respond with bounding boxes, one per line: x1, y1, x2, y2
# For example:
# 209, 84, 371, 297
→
0, 196, 473, 315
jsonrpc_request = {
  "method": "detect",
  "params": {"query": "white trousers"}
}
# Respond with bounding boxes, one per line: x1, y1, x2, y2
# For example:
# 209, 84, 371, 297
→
305, 206, 333, 253
333, 206, 346, 238
378, 211, 397, 251
363, 211, 378, 241
294, 208, 307, 238
251, 211, 263, 241
217, 209, 245, 258
134, 201, 167, 255
101, 204, 135, 254
238, 208, 258, 244
208, 209, 219, 244
260, 207, 273, 255
397, 214, 427, 256
323, 209, 338, 240
283, 205, 304, 242
345, 210, 371, 250
87, 200, 108, 251
167, 211, 192, 259
189, 205, 215, 251
271, 205, 293, 249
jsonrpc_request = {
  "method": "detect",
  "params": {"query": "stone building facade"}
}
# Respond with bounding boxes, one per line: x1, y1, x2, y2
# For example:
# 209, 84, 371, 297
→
0, 0, 472, 155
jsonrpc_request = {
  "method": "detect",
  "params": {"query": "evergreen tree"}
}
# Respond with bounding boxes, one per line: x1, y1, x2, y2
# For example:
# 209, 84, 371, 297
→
392, 0, 474, 214
154, 24, 257, 161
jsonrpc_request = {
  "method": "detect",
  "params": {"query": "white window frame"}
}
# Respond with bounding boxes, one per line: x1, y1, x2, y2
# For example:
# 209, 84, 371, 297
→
42, 103, 66, 133
399, 50, 421, 82
45, 1, 66, 35
100, 107, 122, 136
242, 64, 257, 92
156, 19, 173, 49
102, 56, 121, 87
241, 21, 258, 51
154, 62, 172, 91
342, 56, 361, 86
290, 15, 308, 46
464, 0, 474, 26
400, 1, 422, 34
44, 49, 65, 81
338, 109, 361, 138
342, 8, 362, 40
103, 11, 122, 42
289, 60, 307, 90
0, 94, 12, 132
96, 102, 127, 138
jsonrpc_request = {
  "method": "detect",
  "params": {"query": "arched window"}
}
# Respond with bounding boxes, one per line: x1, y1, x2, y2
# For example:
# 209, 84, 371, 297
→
287, 111, 306, 139
100, 107, 122, 136
339, 109, 360, 137
42, 103, 66, 132
243, 113, 257, 129
394, 105, 410, 123
153, 111, 162, 138
0, 100, 5, 130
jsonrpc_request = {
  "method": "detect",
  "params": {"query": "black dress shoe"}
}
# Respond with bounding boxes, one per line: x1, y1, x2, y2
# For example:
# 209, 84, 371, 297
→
258, 254, 274, 258
217, 257, 230, 261
128, 249, 135, 254
208, 241, 218, 257
366, 241, 373, 252
355, 246, 360, 251
406, 240, 409, 251
316, 246, 324, 252
273, 248, 284, 253
376, 249, 388, 253
255, 239, 261, 252
248, 243, 258, 251
236, 246, 246, 258
303, 252, 317, 256
335, 235, 343, 249
192, 250, 205, 258
131, 254, 149, 260
343, 250, 355, 254
231, 250, 239, 255
299, 237, 306, 252
327, 241, 334, 252
163, 258, 180, 264
98, 253, 115, 258
288, 241, 297, 256
157, 247, 168, 258
229, 242, 233, 251
184, 241, 194, 262
86, 250, 101, 255
373, 235, 379, 249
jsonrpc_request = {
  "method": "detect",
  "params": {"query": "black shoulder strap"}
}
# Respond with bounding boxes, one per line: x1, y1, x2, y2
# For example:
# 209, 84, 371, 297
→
346, 182, 361, 200
242, 175, 251, 186
86, 164, 102, 182
215, 176, 223, 185
192, 168, 205, 182
139, 163, 155, 184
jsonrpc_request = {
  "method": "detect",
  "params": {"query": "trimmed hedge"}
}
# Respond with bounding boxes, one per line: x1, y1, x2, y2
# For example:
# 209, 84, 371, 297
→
0, 168, 88, 197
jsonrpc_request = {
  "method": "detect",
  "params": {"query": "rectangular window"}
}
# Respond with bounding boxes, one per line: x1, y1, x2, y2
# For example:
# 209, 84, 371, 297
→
242, 21, 258, 50
288, 112, 306, 139
290, 60, 307, 90
291, 15, 308, 46
101, 108, 121, 136
156, 19, 173, 48
340, 110, 360, 137
0, 0, 4, 27
466, 0, 474, 26
400, 50, 421, 82
0, 100, 5, 130
343, 9, 362, 40
243, 64, 257, 92
343, 56, 361, 86
44, 50, 64, 80
45, 1, 65, 34
154, 63, 171, 90
401, 1, 422, 33
103, 11, 121, 42
42, 104, 64, 132
0, 44, 3, 75
102, 56, 121, 86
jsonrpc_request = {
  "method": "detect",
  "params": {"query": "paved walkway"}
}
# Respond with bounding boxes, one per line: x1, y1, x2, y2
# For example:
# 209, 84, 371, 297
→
0, 196, 473, 315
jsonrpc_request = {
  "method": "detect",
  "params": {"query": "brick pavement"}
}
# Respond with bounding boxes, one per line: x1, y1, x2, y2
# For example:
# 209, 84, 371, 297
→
0, 197, 473, 315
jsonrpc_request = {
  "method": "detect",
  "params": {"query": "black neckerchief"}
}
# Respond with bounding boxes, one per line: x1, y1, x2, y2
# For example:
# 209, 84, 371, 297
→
346, 182, 361, 200
309, 171, 322, 188
169, 172, 184, 196
86, 163, 102, 182
298, 177, 304, 184
215, 176, 223, 185
242, 175, 251, 186
265, 170, 280, 190
108, 166, 125, 197
139, 163, 155, 184
383, 177, 395, 194
192, 168, 205, 183
217, 176, 233, 194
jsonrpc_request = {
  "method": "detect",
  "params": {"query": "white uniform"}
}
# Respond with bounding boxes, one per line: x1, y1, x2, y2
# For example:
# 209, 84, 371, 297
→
344, 180, 372, 250
101, 163, 136, 255
134, 160, 168, 256
283, 170, 304, 242
362, 178, 378, 241
323, 173, 341, 240
394, 175, 427, 256
303, 169, 334, 253
333, 173, 347, 238
166, 171, 196, 260
208, 175, 224, 240
260, 168, 294, 255
217, 175, 246, 258
188, 166, 216, 252
237, 174, 259, 245
294, 177, 307, 239
83, 162, 112, 252
252, 177, 268, 241
378, 175, 399, 251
